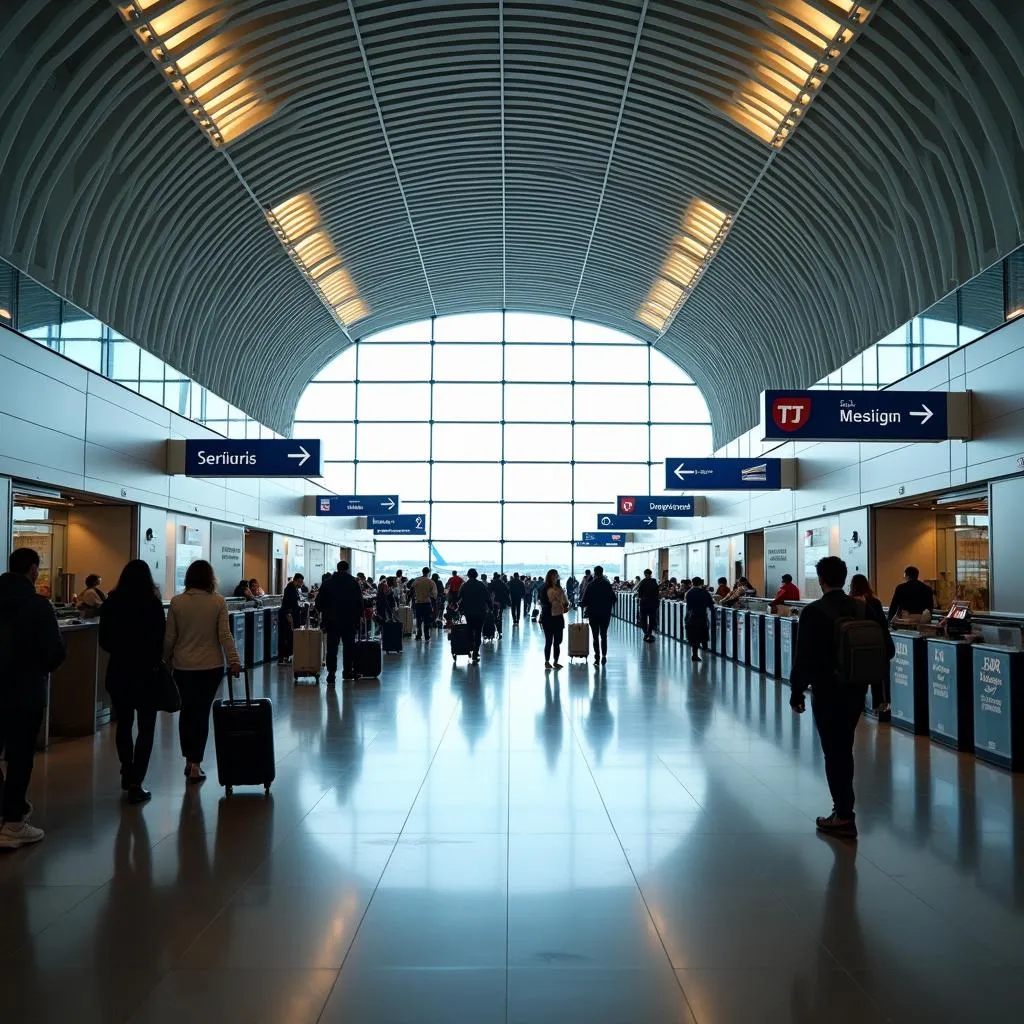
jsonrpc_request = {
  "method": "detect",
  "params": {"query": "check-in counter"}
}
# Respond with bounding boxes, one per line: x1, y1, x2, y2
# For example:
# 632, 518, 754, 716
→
229, 611, 248, 667
763, 614, 779, 677
48, 622, 103, 740
246, 608, 265, 665
735, 609, 749, 664
714, 606, 725, 655
674, 602, 685, 642
972, 645, 1024, 771
926, 638, 975, 751
264, 607, 280, 662
723, 607, 735, 659
748, 612, 765, 672
778, 615, 798, 682
891, 632, 929, 735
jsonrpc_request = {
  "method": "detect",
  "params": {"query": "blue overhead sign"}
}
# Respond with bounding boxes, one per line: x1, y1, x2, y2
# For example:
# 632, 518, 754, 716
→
664, 457, 787, 491
176, 439, 322, 477
369, 514, 426, 536
316, 495, 399, 516
596, 513, 657, 530
617, 496, 699, 518
577, 532, 626, 547
763, 390, 970, 442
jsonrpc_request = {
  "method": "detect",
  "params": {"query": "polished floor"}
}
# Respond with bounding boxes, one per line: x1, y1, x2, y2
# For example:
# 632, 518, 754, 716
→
1, 615, 1023, 1023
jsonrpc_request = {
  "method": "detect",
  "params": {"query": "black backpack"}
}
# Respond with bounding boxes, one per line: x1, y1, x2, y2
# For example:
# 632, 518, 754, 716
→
833, 602, 889, 686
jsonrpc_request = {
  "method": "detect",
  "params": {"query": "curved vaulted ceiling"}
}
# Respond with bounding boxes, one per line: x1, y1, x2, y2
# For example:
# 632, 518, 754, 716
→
0, 1, 1022, 443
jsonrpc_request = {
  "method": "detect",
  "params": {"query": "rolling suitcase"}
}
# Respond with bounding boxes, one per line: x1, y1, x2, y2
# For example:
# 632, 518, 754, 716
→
450, 623, 473, 664
292, 627, 323, 683
482, 610, 496, 641
398, 605, 414, 636
355, 639, 382, 678
212, 669, 275, 796
568, 622, 590, 660
382, 618, 403, 654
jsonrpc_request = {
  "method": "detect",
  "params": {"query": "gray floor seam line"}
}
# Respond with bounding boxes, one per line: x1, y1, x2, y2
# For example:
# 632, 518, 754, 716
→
566, 676, 700, 1022
314, 697, 461, 1022
504, 668, 512, 1024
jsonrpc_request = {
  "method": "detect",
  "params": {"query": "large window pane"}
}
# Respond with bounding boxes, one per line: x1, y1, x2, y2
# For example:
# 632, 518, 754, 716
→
503, 542, 574, 576
504, 384, 571, 420
574, 383, 648, 422
574, 345, 648, 383
432, 463, 501, 501
434, 312, 502, 342
432, 422, 501, 461
505, 312, 572, 343
913, 294, 958, 348
573, 503, 618, 536
503, 503, 572, 540
650, 424, 714, 464
357, 422, 430, 461
313, 348, 357, 381
432, 542, 501, 573
877, 345, 909, 385
375, 541, 430, 572
504, 463, 572, 500
362, 321, 431, 343
431, 502, 501, 540
574, 463, 648, 502
650, 384, 709, 422
435, 383, 502, 420
356, 462, 430, 500
357, 343, 431, 381
649, 350, 694, 383
959, 263, 1004, 343
504, 423, 571, 460
321, 462, 356, 495
109, 340, 141, 383
357, 383, 430, 420
296, 422, 355, 460
63, 339, 103, 374
434, 343, 502, 381
504, 344, 572, 381
574, 321, 640, 345
296, 382, 356, 421
1007, 249, 1024, 317
17, 274, 60, 344
573, 424, 648, 461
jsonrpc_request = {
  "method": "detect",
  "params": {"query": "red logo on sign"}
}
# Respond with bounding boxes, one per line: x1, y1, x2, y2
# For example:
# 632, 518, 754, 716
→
620, 497, 636, 514
772, 396, 812, 432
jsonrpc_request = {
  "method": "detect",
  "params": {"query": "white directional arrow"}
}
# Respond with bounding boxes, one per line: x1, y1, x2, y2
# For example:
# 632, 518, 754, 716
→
288, 445, 311, 467
644, 516, 654, 526
382, 498, 396, 511
673, 464, 695, 481
909, 404, 933, 426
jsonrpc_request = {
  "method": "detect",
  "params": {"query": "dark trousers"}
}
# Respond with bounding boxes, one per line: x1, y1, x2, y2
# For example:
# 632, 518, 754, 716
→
510, 599, 522, 624
415, 603, 433, 640
543, 618, 564, 662
811, 687, 867, 819
870, 667, 891, 709
0, 706, 44, 823
640, 604, 659, 637
279, 616, 294, 660
112, 698, 158, 786
325, 626, 357, 678
464, 614, 484, 655
590, 614, 610, 657
176, 668, 223, 763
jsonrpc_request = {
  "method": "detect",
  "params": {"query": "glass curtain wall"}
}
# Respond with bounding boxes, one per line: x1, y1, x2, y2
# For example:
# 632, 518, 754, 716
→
295, 313, 713, 578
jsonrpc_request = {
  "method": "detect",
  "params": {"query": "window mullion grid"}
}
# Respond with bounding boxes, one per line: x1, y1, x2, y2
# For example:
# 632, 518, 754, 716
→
353, 339, 361, 493
500, 312, 506, 572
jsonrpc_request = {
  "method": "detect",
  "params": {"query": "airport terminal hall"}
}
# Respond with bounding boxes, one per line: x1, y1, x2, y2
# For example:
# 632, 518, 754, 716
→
3, 1, 1024, 1022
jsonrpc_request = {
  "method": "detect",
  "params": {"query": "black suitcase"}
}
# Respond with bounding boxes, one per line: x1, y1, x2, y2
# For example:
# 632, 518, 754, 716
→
450, 623, 473, 663
482, 611, 496, 640
212, 670, 275, 796
355, 639, 382, 678
381, 619, 403, 654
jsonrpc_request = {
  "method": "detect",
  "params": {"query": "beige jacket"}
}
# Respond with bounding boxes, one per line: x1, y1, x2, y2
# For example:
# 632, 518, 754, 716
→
164, 589, 240, 671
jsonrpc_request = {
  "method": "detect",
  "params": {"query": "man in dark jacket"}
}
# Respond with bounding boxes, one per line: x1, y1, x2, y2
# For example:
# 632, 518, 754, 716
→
488, 573, 509, 639
580, 565, 617, 665
636, 569, 661, 642
317, 562, 364, 684
790, 555, 865, 840
508, 573, 526, 626
0, 547, 65, 848
886, 566, 935, 625
457, 569, 490, 663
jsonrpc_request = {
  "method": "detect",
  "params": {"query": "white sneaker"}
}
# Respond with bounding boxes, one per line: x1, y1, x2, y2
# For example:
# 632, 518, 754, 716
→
0, 820, 45, 849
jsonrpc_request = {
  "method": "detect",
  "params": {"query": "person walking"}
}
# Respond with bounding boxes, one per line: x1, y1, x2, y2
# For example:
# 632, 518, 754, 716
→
488, 572, 509, 639
541, 569, 569, 670
684, 576, 715, 661
508, 573, 526, 626
164, 560, 241, 784
636, 568, 661, 642
579, 565, 616, 665
850, 574, 895, 720
0, 547, 65, 848
790, 556, 888, 839
277, 572, 304, 664
457, 569, 490, 663
98, 560, 166, 804
411, 566, 438, 643
317, 561, 364, 684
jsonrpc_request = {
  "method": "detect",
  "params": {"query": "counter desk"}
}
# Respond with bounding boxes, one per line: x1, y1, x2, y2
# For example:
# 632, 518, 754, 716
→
926, 638, 974, 751
891, 632, 929, 735
972, 644, 1024, 771
47, 620, 106, 744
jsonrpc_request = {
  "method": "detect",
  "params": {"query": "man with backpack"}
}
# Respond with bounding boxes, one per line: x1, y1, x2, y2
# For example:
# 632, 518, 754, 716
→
790, 556, 890, 840
0, 547, 66, 848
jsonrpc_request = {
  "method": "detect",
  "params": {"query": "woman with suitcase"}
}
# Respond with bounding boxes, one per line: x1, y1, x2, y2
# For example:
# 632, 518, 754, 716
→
540, 569, 569, 670
164, 560, 242, 784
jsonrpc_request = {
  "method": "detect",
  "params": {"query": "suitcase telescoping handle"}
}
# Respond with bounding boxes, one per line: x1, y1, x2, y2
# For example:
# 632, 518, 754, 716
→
224, 665, 251, 704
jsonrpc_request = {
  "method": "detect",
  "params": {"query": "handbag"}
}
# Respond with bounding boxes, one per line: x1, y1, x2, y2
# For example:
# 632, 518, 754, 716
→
154, 662, 181, 713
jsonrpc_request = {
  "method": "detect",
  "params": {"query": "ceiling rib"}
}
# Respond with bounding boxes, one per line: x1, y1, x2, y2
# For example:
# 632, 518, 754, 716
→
346, 0, 438, 316
499, 0, 507, 310
568, 0, 650, 319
